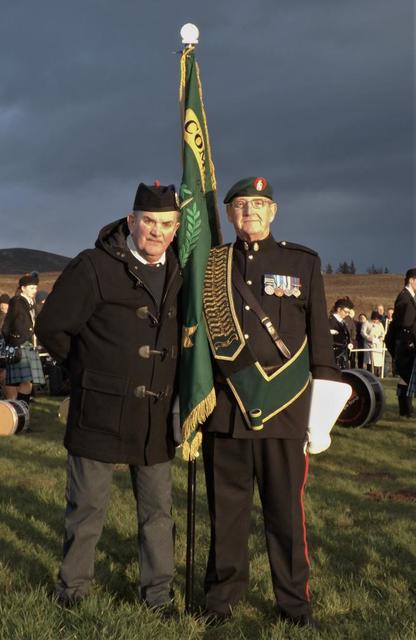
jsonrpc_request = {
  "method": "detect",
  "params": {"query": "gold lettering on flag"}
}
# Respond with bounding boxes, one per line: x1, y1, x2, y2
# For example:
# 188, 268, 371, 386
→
184, 108, 206, 191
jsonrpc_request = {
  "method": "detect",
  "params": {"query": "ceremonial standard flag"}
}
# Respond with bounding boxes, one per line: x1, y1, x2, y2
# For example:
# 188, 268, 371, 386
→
178, 45, 221, 460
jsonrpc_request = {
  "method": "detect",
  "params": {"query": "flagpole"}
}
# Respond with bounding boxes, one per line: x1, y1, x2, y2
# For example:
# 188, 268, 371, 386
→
185, 455, 197, 614
180, 23, 200, 615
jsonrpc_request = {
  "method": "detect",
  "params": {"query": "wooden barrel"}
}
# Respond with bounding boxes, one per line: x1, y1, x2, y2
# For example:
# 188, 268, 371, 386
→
0, 400, 30, 436
337, 369, 385, 428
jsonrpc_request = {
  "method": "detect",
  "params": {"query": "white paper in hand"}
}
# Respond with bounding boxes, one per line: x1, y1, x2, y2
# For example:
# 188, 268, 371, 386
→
307, 379, 352, 454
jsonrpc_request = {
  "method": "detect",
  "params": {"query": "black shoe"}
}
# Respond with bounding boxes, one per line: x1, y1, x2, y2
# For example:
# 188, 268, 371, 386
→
200, 609, 232, 627
277, 610, 318, 629
147, 602, 179, 621
55, 593, 84, 609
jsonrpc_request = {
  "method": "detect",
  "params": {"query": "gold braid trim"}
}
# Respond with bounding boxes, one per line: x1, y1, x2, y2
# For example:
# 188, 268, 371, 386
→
179, 45, 195, 103
194, 59, 217, 192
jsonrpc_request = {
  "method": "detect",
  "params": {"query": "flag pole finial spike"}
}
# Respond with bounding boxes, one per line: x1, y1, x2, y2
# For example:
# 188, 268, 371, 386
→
180, 23, 199, 45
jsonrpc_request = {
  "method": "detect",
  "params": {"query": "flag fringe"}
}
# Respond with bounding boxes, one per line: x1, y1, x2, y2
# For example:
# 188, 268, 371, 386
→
181, 386, 216, 441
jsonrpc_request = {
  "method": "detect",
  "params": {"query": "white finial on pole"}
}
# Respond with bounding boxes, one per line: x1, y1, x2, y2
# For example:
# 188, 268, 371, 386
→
180, 23, 199, 45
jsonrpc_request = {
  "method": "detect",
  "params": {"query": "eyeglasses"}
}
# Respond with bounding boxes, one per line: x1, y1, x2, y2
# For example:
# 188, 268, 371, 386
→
231, 199, 270, 211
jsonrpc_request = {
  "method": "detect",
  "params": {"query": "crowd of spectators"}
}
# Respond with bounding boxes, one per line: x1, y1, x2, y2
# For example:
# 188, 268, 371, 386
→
328, 297, 395, 377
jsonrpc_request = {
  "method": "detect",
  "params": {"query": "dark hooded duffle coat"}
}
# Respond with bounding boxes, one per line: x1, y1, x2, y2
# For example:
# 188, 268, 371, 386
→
35, 218, 182, 466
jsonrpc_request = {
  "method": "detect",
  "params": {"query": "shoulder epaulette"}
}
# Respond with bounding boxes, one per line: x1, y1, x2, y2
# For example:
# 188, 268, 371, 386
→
277, 241, 318, 256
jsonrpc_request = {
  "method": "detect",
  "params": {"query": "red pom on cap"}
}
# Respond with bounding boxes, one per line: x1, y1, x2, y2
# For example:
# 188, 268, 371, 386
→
153, 180, 161, 187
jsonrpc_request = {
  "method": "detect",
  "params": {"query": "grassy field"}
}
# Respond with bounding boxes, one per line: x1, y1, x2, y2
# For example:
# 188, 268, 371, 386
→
0, 379, 415, 640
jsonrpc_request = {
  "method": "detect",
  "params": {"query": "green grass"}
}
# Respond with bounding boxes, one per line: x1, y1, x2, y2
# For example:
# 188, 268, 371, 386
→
0, 380, 415, 639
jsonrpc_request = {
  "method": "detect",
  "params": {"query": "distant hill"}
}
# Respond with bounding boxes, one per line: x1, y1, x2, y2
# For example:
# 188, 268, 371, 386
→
323, 273, 403, 315
0, 248, 71, 274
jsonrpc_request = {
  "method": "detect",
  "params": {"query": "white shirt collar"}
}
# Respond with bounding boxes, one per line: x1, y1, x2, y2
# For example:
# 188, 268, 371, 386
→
334, 313, 344, 323
405, 284, 415, 298
21, 293, 34, 306
127, 235, 166, 266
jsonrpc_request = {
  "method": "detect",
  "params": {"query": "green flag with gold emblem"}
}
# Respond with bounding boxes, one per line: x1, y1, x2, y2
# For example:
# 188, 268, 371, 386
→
178, 45, 221, 460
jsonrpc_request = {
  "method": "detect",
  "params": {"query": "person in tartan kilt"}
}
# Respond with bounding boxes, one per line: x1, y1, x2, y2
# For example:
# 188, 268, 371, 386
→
1, 272, 45, 405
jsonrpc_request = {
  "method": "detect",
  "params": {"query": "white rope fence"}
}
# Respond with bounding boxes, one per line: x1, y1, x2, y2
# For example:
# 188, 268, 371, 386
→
350, 346, 388, 378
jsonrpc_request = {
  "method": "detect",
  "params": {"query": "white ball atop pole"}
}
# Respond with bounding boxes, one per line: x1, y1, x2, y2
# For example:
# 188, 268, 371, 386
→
180, 23, 199, 45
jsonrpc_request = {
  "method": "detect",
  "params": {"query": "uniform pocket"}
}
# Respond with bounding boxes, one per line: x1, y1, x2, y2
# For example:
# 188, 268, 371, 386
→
79, 369, 128, 436
279, 296, 307, 335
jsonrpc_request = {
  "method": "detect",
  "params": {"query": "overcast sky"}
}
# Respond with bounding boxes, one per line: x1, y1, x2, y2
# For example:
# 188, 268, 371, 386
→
0, 1, 414, 273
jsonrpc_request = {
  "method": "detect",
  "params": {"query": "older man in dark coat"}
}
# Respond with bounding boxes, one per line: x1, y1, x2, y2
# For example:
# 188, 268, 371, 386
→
36, 182, 182, 613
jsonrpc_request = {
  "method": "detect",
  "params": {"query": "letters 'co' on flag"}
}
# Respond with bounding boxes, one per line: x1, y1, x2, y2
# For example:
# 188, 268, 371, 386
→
178, 45, 221, 460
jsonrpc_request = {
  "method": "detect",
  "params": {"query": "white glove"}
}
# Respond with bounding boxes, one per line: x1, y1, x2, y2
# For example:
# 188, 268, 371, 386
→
306, 379, 352, 454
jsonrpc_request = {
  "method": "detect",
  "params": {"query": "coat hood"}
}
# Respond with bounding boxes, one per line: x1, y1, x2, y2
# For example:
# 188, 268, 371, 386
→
95, 217, 129, 258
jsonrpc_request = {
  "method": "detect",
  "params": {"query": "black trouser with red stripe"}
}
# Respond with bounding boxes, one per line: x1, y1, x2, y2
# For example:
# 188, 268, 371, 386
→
202, 433, 311, 617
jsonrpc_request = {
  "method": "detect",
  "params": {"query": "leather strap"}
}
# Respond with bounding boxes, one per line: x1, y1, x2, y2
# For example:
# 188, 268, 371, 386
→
232, 267, 291, 360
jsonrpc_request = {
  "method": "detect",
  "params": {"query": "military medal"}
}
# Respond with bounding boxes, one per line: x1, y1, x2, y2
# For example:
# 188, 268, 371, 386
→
263, 275, 276, 295
264, 273, 302, 298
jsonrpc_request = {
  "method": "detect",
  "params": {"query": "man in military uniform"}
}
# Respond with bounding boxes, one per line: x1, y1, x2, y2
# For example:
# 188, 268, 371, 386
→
36, 183, 182, 613
391, 268, 416, 417
328, 298, 354, 369
201, 177, 341, 628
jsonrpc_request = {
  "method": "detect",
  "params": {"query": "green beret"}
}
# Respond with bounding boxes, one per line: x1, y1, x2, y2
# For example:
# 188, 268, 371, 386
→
223, 176, 274, 204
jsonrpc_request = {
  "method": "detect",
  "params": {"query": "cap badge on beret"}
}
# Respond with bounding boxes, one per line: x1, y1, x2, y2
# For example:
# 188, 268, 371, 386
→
253, 177, 267, 192
223, 176, 274, 203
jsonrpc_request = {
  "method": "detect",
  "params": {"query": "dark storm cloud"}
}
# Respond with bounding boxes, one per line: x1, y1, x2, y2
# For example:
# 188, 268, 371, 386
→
0, 0, 414, 272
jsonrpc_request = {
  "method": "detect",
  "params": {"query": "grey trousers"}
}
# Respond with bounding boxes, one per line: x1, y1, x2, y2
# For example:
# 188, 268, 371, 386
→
56, 455, 175, 606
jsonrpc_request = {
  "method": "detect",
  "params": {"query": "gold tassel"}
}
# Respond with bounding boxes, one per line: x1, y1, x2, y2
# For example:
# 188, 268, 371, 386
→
181, 386, 216, 443
182, 324, 198, 348
182, 431, 203, 461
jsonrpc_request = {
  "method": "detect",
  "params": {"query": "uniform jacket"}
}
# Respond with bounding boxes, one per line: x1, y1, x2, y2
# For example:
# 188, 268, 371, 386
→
35, 218, 182, 465
2, 295, 36, 346
205, 235, 340, 440
392, 287, 416, 383
328, 313, 350, 368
